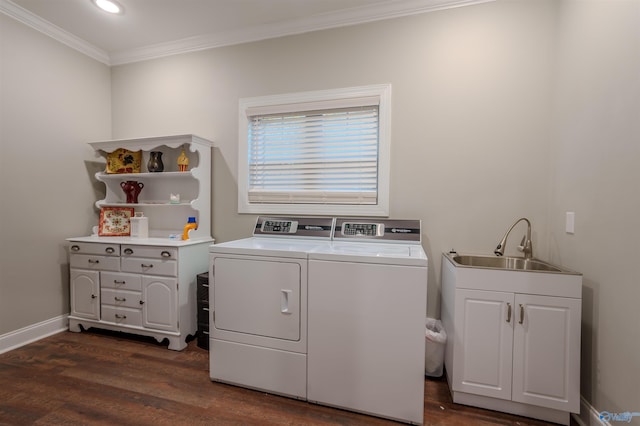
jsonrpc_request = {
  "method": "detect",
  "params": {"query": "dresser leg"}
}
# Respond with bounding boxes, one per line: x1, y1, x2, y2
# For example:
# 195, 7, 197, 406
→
68, 319, 83, 333
167, 336, 187, 351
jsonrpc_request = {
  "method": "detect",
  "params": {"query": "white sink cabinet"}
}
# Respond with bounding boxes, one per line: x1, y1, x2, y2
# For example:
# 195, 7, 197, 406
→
67, 135, 213, 350
441, 254, 582, 425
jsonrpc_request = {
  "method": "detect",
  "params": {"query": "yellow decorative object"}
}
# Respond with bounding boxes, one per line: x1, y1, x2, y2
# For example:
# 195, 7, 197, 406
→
105, 149, 142, 174
177, 149, 189, 172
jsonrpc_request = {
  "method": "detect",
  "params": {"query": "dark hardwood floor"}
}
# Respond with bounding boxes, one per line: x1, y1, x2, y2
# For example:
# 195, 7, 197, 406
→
0, 330, 569, 425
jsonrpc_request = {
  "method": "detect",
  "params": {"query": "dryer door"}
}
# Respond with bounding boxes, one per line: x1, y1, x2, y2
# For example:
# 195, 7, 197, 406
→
213, 256, 301, 341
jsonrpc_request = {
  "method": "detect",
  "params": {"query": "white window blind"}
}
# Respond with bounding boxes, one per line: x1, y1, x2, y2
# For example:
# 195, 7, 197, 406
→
247, 103, 379, 205
238, 84, 391, 216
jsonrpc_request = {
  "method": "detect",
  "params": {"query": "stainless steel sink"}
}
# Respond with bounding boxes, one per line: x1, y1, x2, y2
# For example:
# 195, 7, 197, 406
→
445, 253, 578, 274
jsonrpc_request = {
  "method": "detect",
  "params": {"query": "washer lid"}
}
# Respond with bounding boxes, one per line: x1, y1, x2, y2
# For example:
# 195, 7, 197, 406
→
309, 241, 428, 266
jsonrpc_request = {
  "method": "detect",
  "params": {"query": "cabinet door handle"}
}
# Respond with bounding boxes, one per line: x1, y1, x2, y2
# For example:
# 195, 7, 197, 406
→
124, 248, 134, 255
161, 251, 171, 258
519, 304, 525, 324
114, 297, 126, 302
88, 259, 99, 264
105, 247, 115, 254
141, 263, 153, 268
139, 300, 144, 305
115, 314, 127, 319
70, 245, 80, 252
91, 294, 97, 299
506, 303, 512, 323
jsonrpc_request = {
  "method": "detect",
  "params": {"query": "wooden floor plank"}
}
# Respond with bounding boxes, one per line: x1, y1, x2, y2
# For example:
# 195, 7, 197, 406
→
0, 330, 575, 425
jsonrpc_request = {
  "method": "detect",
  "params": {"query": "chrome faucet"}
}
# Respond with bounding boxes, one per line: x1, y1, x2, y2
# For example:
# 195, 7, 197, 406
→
494, 218, 533, 259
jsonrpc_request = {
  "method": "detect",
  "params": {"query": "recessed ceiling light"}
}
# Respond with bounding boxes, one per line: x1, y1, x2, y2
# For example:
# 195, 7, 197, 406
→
92, 0, 123, 15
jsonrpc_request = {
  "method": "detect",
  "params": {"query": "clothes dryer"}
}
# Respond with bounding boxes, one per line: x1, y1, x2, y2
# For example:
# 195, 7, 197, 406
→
208, 217, 333, 399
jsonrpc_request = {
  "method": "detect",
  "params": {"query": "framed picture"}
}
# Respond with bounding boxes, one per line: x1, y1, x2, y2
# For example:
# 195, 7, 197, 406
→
105, 148, 142, 174
99, 207, 135, 236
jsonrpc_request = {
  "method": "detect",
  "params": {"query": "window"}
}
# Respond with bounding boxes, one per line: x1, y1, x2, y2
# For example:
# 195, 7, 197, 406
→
238, 84, 391, 216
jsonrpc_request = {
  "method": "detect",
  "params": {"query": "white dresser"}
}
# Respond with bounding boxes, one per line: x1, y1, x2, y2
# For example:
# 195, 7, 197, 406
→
68, 239, 209, 350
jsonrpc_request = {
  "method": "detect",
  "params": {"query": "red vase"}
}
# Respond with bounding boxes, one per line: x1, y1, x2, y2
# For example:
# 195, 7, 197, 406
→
120, 180, 144, 203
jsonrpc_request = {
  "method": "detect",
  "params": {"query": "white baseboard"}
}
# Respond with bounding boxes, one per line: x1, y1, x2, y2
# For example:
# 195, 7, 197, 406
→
0, 315, 68, 354
572, 395, 610, 426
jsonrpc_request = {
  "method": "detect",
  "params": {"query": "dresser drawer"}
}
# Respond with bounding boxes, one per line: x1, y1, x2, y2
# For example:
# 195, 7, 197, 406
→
121, 257, 177, 276
101, 288, 143, 309
101, 272, 142, 291
102, 306, 142, 327
121, 245, 177, 260
70, 254, 120, 271
69, 242, 120, 256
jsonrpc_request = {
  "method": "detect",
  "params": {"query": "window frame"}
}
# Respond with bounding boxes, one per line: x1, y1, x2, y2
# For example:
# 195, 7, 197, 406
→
237, 83, 391, 217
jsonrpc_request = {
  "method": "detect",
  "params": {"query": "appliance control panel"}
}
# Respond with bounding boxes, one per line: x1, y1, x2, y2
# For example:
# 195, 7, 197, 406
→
334, 218, 421, 243
253, 216, 334, 239
341, 222, 385, 237
261, 219, 298, 234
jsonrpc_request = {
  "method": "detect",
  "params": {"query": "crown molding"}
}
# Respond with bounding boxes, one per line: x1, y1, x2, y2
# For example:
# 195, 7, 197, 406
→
2, 0, 494, 66
110, 0, 494, 65
0, 0, 110, 65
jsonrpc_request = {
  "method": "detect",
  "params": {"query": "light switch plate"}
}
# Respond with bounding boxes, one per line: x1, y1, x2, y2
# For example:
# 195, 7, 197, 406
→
566, 212, 575, 234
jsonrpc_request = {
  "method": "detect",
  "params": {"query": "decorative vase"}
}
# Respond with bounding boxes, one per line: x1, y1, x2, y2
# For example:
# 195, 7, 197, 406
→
120, 180, 144, 204
177, 149, 189, 172
147, 151, 164, 172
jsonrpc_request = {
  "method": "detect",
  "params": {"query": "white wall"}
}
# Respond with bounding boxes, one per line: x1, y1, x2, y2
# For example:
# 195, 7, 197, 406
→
111, 0, 556, 317
549, 0, 640, 417
0, 14, 111, 334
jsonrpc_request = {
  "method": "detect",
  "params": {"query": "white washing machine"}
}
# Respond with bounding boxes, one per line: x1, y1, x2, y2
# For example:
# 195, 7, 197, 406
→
307, 218, 428, 424
208, 216, 333, 399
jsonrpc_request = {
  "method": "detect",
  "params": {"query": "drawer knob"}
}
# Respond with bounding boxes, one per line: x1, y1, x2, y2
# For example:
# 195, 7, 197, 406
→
88, 259, 100, 264
161, 251, 171, 258
105, 247, 115, 254
124, 248, 134, 255
70, 245, 80, 252
114, 280, 125, 285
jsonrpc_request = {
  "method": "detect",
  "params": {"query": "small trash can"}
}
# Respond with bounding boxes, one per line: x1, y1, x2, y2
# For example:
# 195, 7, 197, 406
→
425, 318, 447, 377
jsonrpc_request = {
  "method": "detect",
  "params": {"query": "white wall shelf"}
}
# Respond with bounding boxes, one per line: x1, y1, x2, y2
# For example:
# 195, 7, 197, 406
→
89, 134, 213, 240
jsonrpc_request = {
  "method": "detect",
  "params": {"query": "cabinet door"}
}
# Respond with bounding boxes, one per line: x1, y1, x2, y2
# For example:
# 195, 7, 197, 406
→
512, 294, 581, 412
70, 269, 100, 319
453, 289, 514, 400
142, 276, 178, 331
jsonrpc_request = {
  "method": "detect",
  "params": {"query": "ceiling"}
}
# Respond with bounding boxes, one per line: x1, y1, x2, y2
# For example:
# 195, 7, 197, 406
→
1, 0, 492, 65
